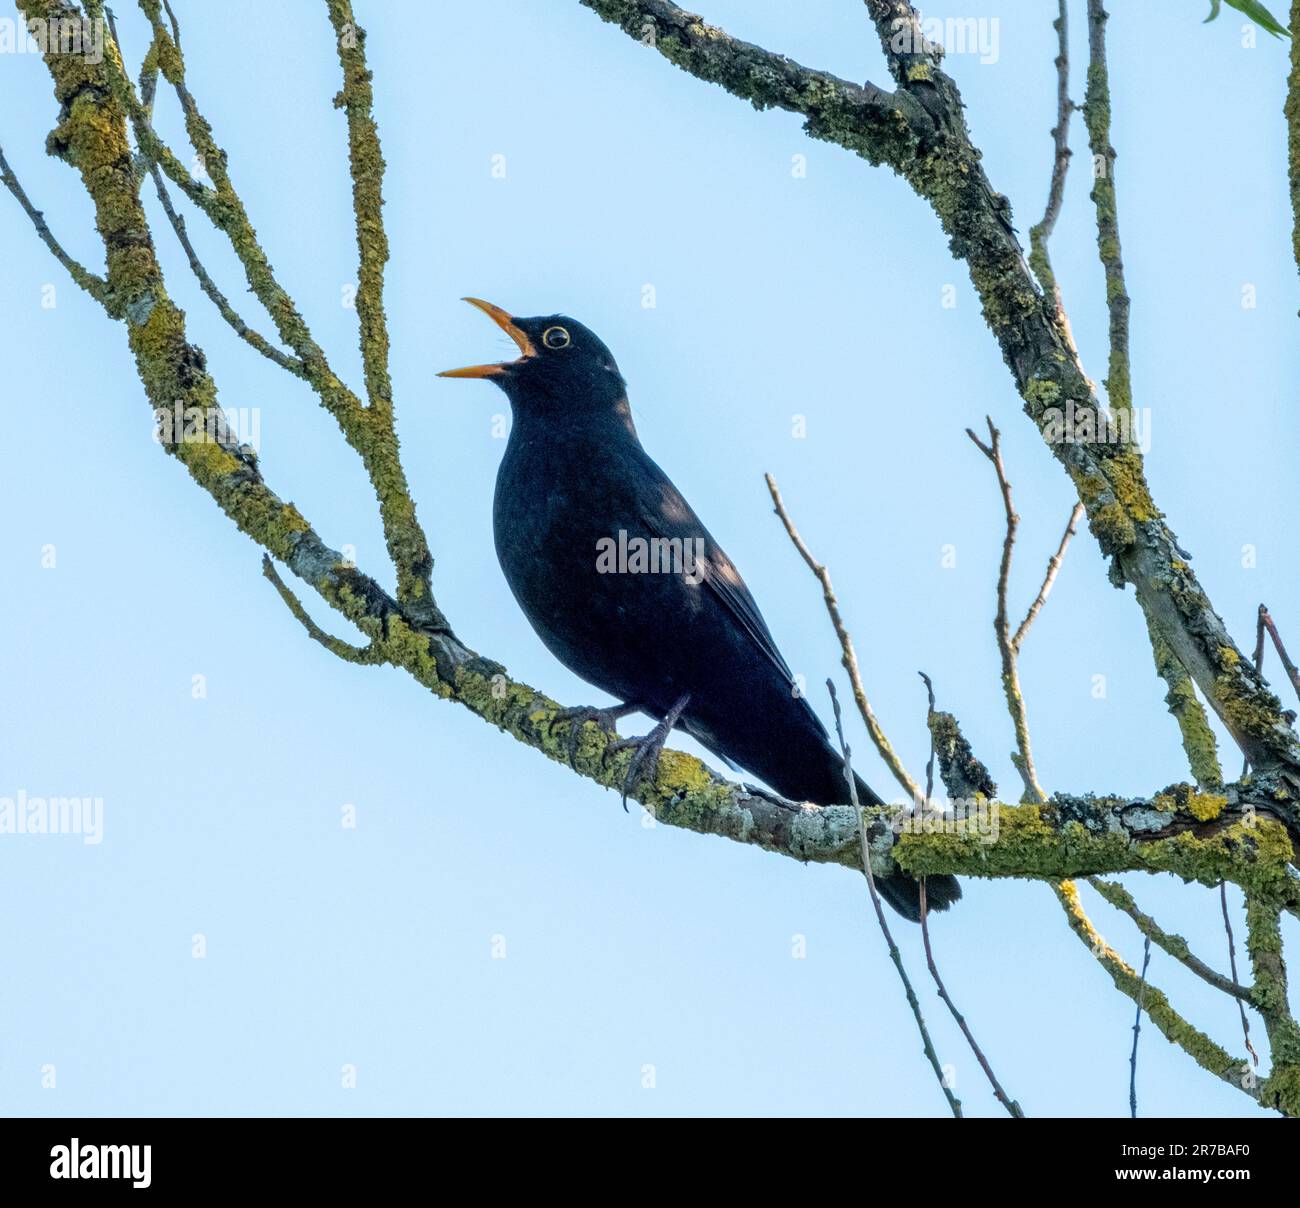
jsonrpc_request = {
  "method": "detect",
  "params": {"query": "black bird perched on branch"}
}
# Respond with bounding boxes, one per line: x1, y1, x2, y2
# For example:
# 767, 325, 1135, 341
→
440, 298, 960, 921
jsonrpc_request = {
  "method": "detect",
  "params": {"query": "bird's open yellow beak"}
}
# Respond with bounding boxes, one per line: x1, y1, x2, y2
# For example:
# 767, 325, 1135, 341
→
437, 298, 537, 378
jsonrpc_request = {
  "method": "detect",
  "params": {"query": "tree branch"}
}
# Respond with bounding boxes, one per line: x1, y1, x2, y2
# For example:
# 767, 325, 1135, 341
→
1083, 0, 1132, 422
1053, 880, 1258, 1104
582, 0, 1300, 796
0, 142, 109, 305
32, 0, 1300, 901
1088, 877, 1252, 1001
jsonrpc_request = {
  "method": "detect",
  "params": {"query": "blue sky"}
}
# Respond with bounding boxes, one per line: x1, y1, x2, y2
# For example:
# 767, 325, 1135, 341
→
1, 0, 1296, 1117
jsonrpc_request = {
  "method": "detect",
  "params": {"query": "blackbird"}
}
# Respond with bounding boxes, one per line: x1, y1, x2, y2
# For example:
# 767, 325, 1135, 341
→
440, 298, 960, 921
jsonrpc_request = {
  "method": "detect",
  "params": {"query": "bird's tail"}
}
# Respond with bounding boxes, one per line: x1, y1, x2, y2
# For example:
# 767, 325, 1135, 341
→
850, 769, 962, 924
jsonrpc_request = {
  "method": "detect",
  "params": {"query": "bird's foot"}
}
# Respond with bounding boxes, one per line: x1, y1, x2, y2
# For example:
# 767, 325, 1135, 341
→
607, 692, 691, 812
550, 702, 641, 769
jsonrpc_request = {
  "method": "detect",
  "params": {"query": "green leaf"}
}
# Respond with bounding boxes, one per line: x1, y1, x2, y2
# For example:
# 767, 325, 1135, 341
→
1203, 0, 1291, 38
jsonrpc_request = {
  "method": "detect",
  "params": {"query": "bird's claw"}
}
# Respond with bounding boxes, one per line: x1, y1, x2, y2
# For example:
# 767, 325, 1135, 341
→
550, 703, 637, 769
607, 692, 691, 812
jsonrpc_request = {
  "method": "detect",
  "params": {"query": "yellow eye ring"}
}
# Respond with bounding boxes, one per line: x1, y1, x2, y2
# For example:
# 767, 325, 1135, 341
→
542, 325, 571, 350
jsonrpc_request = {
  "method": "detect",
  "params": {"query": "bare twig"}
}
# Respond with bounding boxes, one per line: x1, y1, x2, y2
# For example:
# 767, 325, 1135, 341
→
919, 671, 937, 803
0, 144, 109, 305
150, 163, 306, 374
966, 419, 1046, 804
1027, 0, 1076, 354
1221, 884, 1261, 1067
767, 474, 922, 803
1129, 934, 1152, 1117
1262, 605, 1300, 705
1013, 503, 1084, 651
828, 682, 960, 1118
919, 879, 1024, 1117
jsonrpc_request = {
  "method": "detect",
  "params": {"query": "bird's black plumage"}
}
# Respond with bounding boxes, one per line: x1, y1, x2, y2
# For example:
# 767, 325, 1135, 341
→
441, 300, 960, 921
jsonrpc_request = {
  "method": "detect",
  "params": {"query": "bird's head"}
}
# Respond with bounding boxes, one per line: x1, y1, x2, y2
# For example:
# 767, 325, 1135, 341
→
438, 298, 628, 419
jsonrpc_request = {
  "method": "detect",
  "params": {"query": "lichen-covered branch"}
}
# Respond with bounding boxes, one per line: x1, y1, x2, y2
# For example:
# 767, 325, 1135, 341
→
1083, 0, 1132, 422
148, 160, 306, 376
103, 0, 441, 622
261, 555, 385, 665
17, 0, 1299, 889
924, 700, 997, 803
1288, 0, 1299, 274
1146, 612, 1224, 789
320, 0, 437, 619
1088, 877, 1249, 1000
1244, 894, 1300, 1112
1054, 880, 1258, 1104
1026, 0, 1074, 340
582, 0, 1300, 798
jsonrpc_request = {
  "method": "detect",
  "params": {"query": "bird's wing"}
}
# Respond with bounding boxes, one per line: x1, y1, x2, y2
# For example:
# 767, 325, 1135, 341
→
634, 454, 805, 696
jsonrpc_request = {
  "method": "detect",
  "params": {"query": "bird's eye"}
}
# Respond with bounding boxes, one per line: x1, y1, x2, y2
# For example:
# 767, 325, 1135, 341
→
542, 325, 571, 350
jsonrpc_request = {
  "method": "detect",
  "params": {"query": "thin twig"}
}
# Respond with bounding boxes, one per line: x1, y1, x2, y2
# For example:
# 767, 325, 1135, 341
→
1261, 605, 1300, 705
966, 420, 1046, 804
150, 164, 306, 375
1089, 877, 1251, 1002
828, 681, 961, 1118
1027, 0, 1077, 357
767, 474, 922, 803
919, 671, 936, 803
1129, 934, 1151, 1118
0, 145, 110, 305
1221, 884, 1261, 1067
920, 879, 1024, 1117
1013, 503, 1084, 651
262, 555, 385, 665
